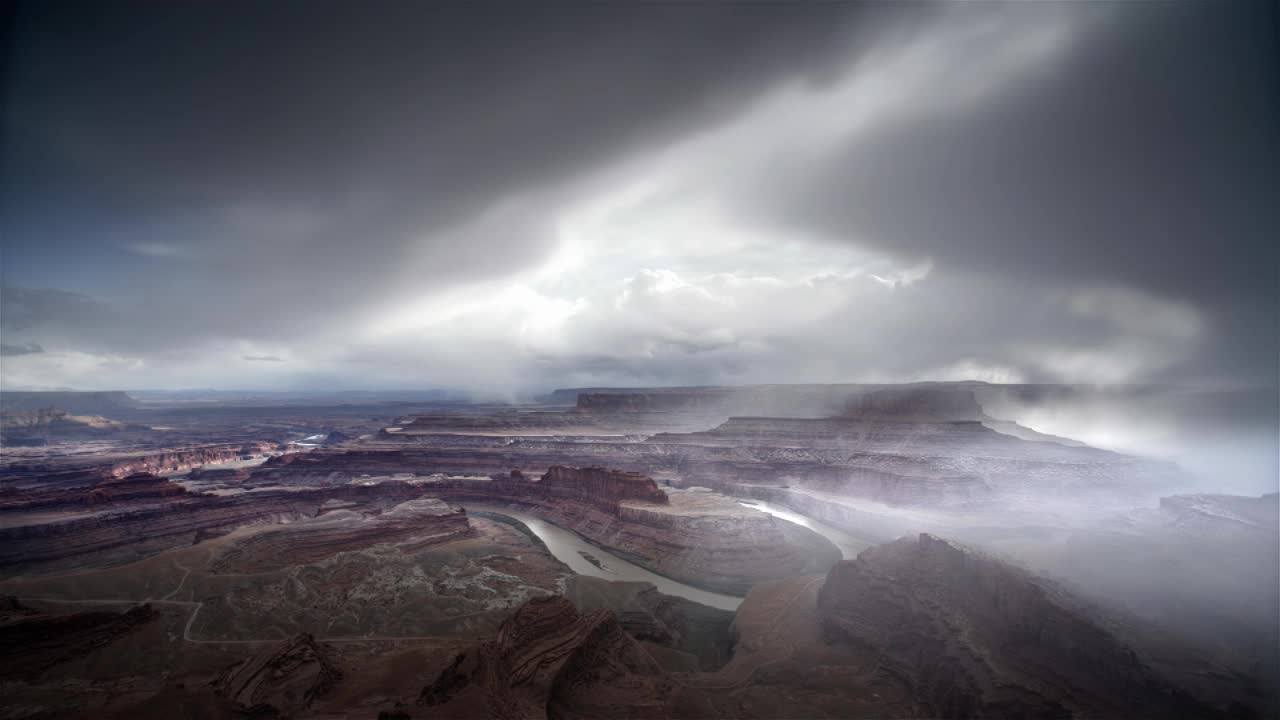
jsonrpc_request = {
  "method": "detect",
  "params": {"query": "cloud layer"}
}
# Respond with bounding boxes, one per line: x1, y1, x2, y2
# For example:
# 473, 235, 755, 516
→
2, 1, 1275, 394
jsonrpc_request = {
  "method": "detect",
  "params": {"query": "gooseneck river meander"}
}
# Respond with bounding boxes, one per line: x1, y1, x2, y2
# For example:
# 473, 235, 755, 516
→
177, 457, 854, 613
459, 499, 863, 612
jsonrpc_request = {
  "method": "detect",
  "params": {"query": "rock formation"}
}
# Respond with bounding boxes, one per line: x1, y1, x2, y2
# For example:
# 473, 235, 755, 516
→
418, 595, 672, 719
215, 633, 342, 716
103, 443, 274, 478
0, 472, 188, 511
210, 498, 473, 573
539, 465, 669, 507
0, 480, 435, 572
563, 576, 734, 671
0, 408, 143, 445
0, 603, 159, 680
815, 534, 1217, 719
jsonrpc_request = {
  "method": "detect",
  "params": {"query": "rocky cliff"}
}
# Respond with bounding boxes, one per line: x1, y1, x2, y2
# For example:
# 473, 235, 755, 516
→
0, 473, 188, 511
816, 534, 1216, 719
563, 576, 734, 672
209, 497, 473, 573
539, 465, 669, 507
0, 408, 143, 445
419, 595, 672, 719
216, 633, 342, 716
0, 481, 435, 572
0, 602, 159, 680
104, 443, 274, 478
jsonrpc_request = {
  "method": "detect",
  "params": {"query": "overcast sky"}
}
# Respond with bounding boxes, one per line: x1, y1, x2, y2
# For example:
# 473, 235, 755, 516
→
2, 1, 1276, 393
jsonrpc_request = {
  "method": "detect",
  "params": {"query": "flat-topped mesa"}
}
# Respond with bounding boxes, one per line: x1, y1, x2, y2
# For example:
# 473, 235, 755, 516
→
86, 473, 189, 505
539, 465, 669, 507
0, 481, 435, 571
574, 388, 735, 414
399, 413, 596, 433
106, 442, 275, 479
839, 386, 986, 421
0, 472, 188, 512
566, 383, 999, 419
0, 390, 139, 415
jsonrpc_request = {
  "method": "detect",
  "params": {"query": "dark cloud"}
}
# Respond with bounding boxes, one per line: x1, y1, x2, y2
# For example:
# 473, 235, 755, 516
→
0, 1, 1275, 395
0, 287, 115, 336
2, 1, 886, 317
0, 343, 44, 357
736, 1, 1280, 385
759, 3, 1278, 296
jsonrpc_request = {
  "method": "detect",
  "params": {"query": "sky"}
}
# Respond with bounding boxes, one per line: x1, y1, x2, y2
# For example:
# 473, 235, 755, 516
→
2, 1, 1277, 394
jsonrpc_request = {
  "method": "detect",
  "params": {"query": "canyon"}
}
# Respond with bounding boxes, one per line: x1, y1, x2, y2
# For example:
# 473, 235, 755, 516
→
0, 384, 1274, 718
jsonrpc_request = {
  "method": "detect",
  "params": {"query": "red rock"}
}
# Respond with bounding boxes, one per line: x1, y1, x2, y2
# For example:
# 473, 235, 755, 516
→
540, 465, 669, 506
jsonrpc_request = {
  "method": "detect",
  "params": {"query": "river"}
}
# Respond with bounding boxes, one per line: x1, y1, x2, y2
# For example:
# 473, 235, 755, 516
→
168, 462, 851, 612
459, 504, 745, 611
736, 498, 874, 559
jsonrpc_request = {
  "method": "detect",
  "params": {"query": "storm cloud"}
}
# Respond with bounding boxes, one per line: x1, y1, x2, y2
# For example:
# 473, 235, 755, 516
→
0, 343, 43, 357
1, 1, 1276, 393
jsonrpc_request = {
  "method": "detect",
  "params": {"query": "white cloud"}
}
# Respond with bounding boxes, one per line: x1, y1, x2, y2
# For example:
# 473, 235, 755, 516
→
123, 242, 197, 259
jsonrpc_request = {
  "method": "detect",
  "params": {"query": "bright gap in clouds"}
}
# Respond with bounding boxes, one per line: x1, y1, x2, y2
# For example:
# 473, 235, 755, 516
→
354, 5, 1117, 389
3, 2, 1252, 397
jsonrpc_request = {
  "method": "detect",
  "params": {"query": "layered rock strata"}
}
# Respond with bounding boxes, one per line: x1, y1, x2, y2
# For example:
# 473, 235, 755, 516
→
0, 473, 188, 511
216, 633, 342, 716
418, 595, 673, 719
0, 481, 433, 572
209, 497, 473, 573
0, 602, 159, 679
538, 465, 669, 506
